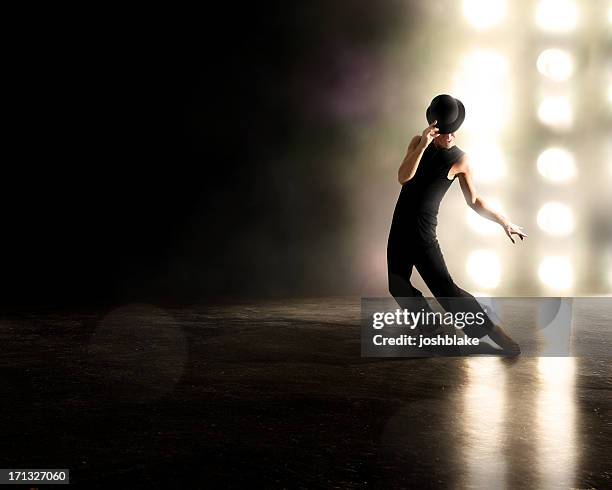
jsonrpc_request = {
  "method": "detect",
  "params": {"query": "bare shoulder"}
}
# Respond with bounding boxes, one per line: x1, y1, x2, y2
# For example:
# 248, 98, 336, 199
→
454, 152, 472, 175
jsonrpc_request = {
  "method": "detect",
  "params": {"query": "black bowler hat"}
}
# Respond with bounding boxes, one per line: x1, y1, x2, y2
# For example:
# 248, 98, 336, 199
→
426, 94, 465, 134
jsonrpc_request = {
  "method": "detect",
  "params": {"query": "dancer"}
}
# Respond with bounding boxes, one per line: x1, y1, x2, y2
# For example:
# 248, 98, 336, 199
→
387, 94, 526, 355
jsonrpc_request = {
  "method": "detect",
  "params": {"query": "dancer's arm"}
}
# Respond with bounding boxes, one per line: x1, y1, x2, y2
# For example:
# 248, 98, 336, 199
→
398, 121, 439, 184
455, 155, 528, 244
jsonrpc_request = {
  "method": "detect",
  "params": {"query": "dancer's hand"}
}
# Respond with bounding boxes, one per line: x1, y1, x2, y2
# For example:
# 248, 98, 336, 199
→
420, 120, 440, 147
502, 221, 527, 244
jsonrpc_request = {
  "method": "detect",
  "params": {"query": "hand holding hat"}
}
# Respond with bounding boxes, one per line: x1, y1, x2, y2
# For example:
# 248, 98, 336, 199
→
421, 120, 440, 147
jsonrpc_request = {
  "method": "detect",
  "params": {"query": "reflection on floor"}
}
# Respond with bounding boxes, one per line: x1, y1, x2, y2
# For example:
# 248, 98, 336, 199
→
1, 298, 610, 488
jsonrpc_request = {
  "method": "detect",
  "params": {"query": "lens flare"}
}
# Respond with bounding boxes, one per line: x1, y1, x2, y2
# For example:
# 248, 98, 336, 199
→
537, 148, 576, 183
462, 0, 507, 30
537, 202, 575, 236
536, 49, 574, 82
467, 250, 501, 289
465, 143, 506, 183
538, 256, 574, 290
535, 0, 578, 33
453, 50, 511, 136
537, 96, 573, 129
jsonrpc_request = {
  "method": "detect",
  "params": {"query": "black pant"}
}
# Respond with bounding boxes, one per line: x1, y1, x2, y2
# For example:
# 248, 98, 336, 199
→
387, 232, 494, 338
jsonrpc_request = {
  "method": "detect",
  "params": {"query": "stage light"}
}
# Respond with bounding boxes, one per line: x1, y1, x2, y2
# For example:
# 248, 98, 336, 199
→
467, 199, 504, 235
537, 201, 574, 236
536, 148, 576, 183
462, 0, 507, 30
537, 96, 572, 129
536, 49, 574, 82
465, 143, 506, 183
538, 256, 573, 290
466, 250, 501, 289
453, 51, 510, 135
472, 291, 491, 298
535, 0, 578, 33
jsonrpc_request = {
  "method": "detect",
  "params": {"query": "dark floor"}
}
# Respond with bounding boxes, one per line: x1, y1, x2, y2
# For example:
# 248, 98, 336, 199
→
1, 298, 610, 488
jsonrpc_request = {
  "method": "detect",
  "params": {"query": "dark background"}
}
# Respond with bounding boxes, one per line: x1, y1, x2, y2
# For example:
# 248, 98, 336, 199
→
3, 2, 409, 307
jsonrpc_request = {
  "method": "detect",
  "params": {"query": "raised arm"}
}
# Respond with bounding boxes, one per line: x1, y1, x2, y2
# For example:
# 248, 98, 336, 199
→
455, 155, 528, 244
398, 121, 439, 184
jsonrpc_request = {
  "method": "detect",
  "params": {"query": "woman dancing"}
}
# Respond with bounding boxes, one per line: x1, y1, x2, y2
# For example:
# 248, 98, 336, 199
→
387, 94, 527, 355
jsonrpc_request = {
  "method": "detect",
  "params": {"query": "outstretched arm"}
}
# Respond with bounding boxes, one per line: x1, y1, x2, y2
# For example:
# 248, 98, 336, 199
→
456, 155, 528, 244
398, 121, 439, 184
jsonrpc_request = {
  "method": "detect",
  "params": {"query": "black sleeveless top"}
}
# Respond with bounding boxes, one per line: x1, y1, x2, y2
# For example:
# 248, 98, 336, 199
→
389, 141, 466, 246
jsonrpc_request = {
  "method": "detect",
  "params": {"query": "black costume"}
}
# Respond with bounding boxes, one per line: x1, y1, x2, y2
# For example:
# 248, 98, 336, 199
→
387, 140, 494, 337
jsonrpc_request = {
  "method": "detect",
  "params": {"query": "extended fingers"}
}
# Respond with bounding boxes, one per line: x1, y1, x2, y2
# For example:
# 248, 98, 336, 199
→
509, 228, 527, 243
426, 120, 439, 132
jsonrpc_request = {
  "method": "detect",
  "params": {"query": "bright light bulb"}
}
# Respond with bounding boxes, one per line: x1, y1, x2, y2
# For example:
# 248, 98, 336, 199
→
467, 250, 501, 289
537, 49, 574, 82
538, 256, 573, 290
537, 202, 574, 236
453, 50, 511, 135
535, 0, 578, 33
538, 96, 572, 129
466, 144, 506, 183
537, 148, 576, 183
463, 0, 507, 30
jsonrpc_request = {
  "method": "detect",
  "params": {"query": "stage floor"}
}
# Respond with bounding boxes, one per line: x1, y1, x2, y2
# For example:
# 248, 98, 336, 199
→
1, 297, 610, 488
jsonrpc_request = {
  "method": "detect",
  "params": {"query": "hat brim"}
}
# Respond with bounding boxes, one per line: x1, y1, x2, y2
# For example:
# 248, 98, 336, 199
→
426, 98, 465, 134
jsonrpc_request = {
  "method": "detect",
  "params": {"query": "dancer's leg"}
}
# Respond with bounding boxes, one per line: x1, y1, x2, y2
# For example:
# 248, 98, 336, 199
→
387, 236, 434, 315
414, 240, 520, 354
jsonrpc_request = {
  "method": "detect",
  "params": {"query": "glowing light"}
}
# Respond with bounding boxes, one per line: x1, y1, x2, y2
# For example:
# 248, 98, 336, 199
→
472, 291, 491, 298
536, 357, 576, 487
466, 144, 506, 183
535, 0, 578, 33
452, 50, 510, 135
537, 202, 574, 236
537, 148, 576, 183
537, 357, 575, 384
536, 49, 574, 82
462, 0, 507, 30
463, 358, 506, 488
538, 256, 573, 290
608, 84, 612, 104
537, 96, 572, 129
606, 251, 612, 291
467, 250, 501, 289
467, 199, 504, 235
